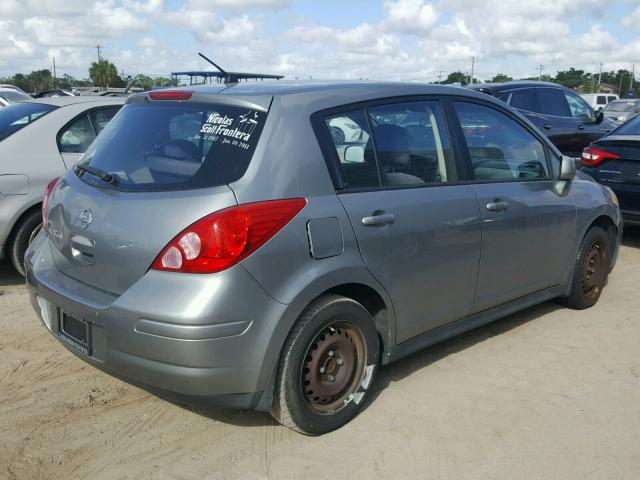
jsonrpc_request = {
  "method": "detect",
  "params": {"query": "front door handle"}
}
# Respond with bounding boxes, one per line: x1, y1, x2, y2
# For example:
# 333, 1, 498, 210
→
543, 124, 552, 130
578, 124, 585, 130
486, 200, 509, 212
362, 213, 395, 226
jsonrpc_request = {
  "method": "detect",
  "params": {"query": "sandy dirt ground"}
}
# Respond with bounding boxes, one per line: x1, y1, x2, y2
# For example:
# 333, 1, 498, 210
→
1, 229, 639, 480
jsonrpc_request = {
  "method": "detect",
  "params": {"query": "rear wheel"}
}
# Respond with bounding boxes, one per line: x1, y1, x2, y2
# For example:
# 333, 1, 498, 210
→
271, 294, 379, 435
9, 209, 42, 277
562, 226, 610, 310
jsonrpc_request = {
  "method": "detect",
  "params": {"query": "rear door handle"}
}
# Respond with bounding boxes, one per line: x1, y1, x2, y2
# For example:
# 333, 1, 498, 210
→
486, 200, 509, 212
362, 213, 395, 226
578, 124, 585, 130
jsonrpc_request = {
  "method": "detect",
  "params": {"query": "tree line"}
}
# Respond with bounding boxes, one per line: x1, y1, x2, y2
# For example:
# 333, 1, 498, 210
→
0, 58, 174, 93
440, 68, 639, 97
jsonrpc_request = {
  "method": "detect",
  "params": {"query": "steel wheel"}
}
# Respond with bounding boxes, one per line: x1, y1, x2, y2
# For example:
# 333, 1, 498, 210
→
581, 240, 608, 301
301, 321, 367, 416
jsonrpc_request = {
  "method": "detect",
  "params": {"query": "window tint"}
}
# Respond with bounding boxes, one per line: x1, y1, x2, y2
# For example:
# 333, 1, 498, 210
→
596, 96, 607, 105
0, 102, 58, 142
367, 101, 454, 186
616, 115, 640, 135
537, 88, 571, 117
495, 92, 510, 103
509, 89, 535, 111
89, 107, 120, 134
325, 109, 378, 188
454, 102, 548, 181
564, 92, 593, 120
58, 114, 96, 153
79, 103, 267, 191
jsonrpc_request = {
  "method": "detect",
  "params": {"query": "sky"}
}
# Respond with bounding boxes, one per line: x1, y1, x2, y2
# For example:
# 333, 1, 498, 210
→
1, 0, 640, 82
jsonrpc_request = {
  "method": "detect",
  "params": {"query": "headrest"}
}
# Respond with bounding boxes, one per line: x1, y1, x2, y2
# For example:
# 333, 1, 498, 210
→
373, 124, 410, 166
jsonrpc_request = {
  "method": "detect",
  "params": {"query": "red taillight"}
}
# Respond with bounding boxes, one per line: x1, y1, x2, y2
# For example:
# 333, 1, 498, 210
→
147, 90, 193, 101
581, 147, 619, 167
151, 198, 307, 274
42, 177, 60, 232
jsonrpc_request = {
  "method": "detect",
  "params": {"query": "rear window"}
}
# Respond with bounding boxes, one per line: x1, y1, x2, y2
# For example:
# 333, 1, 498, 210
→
616, 115, 640, 135
0, 91, 31, 104
78, 102, 268, 191
606, 102, 634, 112
0, 102, 58, 142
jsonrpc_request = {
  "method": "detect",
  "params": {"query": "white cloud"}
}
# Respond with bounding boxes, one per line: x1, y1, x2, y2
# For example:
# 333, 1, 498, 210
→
384, 0, 439, 33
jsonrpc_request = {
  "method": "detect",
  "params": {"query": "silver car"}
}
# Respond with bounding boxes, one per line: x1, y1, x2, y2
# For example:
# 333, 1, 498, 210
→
0, 96, 123, 274
26, 83, 621, 435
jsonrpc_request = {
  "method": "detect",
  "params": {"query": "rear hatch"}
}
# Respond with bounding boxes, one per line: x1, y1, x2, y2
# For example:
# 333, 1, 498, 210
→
45, 93, 271, 295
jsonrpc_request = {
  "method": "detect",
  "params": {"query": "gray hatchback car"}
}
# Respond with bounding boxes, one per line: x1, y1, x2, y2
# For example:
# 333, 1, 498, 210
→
26, 82, 622, 435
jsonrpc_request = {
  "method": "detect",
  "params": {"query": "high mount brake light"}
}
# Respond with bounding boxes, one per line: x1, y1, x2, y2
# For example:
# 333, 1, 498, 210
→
147, 90, 193, 101
581, 147, 620, 167
151, 198, 307, 274
42, 177, 60, 232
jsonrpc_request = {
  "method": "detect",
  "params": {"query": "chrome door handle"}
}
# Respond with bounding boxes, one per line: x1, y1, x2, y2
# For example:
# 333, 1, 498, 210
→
486, 200, 509, 212
578, 124, 585, 130
362, 213, 395, 226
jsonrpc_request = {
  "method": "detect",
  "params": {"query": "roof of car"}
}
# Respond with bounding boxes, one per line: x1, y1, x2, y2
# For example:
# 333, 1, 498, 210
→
467, 80, 566, 91
23, 96, 126, 107
136, 80, 486, 100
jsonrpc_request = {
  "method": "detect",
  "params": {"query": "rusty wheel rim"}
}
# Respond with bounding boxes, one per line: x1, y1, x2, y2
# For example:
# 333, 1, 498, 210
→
581, 241, 607, 300
301, 321, 367, 415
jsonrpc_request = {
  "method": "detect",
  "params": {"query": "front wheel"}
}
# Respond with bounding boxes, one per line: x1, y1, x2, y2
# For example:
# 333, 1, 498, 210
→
271, 294, 379, 435
562, 226, 611, 310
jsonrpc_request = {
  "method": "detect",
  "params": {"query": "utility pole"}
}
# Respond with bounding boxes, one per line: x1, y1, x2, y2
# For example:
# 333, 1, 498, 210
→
469, 56, 475, 84
619, 73, 625, 97
95, 44, 103, 63
598, 63, 603, 86
538, 64, 544, 81
438, 70, 444, 83
52, 57, 56, 88
631, 64, 635, 96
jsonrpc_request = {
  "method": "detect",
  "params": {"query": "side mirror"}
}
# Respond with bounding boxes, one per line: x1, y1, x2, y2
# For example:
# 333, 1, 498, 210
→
559, 155, 577, 181
344, 145, 365, 163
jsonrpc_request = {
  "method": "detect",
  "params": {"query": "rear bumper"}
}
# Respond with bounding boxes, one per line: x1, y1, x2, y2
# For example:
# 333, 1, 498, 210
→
25, 232, 303, 409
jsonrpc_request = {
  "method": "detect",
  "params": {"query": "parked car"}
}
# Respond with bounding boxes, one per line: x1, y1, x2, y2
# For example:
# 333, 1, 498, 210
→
26, 83, 621, 435
602, 99, 640, 126
0, 96, 123, 275
581, 114, 640, 225
581, 93, 619, 111
0, 84, 26, 93
0, 88, 32, 107
468, 81, 617, 157
31, 89, 75, 98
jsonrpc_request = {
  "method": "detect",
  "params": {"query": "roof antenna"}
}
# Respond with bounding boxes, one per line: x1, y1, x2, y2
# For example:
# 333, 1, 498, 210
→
198, 52, 235, 84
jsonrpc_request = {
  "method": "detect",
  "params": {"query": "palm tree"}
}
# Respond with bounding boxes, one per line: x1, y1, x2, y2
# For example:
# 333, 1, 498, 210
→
89, 60, 118, 89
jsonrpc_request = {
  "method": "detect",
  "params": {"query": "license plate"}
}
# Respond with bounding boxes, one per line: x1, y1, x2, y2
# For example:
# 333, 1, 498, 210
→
59, 314, 92, 356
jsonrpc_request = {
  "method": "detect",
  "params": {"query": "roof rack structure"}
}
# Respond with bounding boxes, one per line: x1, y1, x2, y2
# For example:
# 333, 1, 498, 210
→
171, 52, 284, 85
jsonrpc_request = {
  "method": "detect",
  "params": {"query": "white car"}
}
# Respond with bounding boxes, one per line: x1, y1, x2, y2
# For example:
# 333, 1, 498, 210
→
0, 88, 31, 107
581, 93, 619, 111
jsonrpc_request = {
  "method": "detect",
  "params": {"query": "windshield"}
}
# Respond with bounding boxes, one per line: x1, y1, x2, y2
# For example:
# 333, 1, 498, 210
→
615, 115, 640, 135
78, 102, 268, 191
0, 91, 31, 104
0, 102, 58, 142
606, 102, 635, 113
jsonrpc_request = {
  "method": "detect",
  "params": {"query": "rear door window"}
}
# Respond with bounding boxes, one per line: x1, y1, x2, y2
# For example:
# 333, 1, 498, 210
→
537, 88, 571, 117
596, 96, 607, 105
564, 92, 594, 121
58, 114, 95, 153
89, 107, 120, 134
78, 103, 268, 191
367, 101, 455, 186
509, 89, 536, 112
453, 101, 548, 181
0, 103, 58, 142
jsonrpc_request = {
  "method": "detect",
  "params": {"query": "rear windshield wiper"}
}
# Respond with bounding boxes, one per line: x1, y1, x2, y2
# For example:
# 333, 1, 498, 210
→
74, 164, 118, 185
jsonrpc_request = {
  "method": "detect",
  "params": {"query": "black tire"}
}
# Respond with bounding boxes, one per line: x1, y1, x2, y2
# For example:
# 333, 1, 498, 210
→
271, 294, 379, 435
562, 226, 610, 310
9, 209, 42, 277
